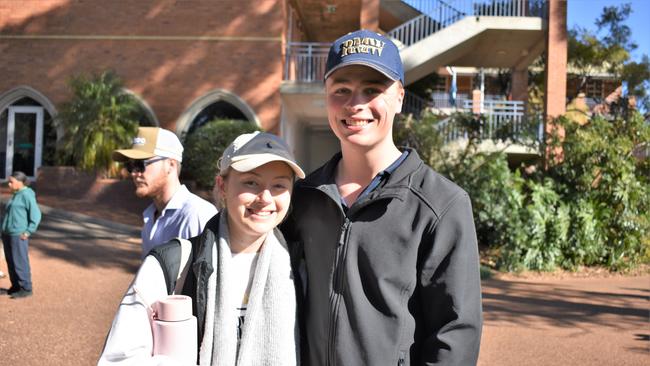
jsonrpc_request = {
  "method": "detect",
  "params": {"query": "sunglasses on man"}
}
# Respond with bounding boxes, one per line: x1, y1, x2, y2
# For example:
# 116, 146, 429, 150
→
124, 157, 168, 173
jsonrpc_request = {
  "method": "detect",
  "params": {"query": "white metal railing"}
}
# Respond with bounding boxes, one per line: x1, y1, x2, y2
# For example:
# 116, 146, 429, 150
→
436, 113, 543, 144
403, 0, 545, 17
431, 92, 470, 109
403, 92, 431, 116
463, 99, 525, 138
284, 42, 329, 82
390, 0, 545, 47
434, 99, 543, 143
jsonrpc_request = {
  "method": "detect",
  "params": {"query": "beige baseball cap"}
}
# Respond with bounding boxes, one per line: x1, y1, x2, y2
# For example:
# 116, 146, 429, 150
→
112, 127, 184, 162
218, 131, 305, 179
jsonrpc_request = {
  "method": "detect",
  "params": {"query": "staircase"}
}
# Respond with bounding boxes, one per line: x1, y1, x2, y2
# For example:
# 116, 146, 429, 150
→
391, 0, 545, 47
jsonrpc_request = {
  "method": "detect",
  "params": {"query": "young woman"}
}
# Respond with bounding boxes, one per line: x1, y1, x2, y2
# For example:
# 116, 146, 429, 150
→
2, 171, 42, 299
99, 132, 305, 365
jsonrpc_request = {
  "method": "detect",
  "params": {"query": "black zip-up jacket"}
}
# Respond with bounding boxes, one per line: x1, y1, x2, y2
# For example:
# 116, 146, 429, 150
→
282, 149, 482, 366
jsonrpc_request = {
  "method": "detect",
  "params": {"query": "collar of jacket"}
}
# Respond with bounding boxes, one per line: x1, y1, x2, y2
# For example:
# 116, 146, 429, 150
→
296, 147, 424, 212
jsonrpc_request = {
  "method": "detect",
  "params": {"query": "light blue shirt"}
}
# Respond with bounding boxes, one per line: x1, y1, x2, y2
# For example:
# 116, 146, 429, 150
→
141, 184, 217, 258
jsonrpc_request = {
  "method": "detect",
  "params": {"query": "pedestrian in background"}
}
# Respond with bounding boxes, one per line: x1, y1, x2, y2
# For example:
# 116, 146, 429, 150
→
2, 171, 42, 299
112, 127, 217, 259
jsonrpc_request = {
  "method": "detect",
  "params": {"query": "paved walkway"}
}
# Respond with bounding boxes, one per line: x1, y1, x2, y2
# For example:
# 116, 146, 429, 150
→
0, 197, 648, 365
0, 204, 141, 366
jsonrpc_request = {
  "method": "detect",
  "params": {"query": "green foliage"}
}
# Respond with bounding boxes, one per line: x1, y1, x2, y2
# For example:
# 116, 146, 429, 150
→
183, 119, 260, 189
498, 179, 569, 271
393, 112, 448, 170
621, 55, 650, 112
567, 2, 649, 106
56, 70, 142, 175
394, 109, 650, 272
548, 112, 650, 269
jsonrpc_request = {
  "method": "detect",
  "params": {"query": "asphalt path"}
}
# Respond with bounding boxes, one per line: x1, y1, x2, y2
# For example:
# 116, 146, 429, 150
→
0, 206, 648, 365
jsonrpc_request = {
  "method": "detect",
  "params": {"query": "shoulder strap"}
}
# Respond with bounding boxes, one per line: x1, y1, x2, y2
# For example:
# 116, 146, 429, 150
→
149, 238, 194, 296
174, 238, 193, 294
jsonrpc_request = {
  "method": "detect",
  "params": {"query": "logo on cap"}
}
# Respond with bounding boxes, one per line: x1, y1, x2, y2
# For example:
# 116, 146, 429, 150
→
340, 37, 386, 57
133, 137, 146, 146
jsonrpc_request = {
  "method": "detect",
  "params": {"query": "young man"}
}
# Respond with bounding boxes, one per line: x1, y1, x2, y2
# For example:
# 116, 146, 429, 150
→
113, 127, 217, 258
283, 30, 483, 365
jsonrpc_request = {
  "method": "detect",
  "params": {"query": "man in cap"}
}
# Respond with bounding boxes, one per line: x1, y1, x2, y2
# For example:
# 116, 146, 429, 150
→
283, 30, 482, 365
113, 127, 217, 258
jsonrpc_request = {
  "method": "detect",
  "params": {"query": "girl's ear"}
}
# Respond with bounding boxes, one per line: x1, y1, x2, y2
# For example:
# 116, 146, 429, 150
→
215, 175, 227, 208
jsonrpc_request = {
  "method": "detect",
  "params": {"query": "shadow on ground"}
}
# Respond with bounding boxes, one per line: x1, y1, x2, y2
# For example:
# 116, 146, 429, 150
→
29, 210, 141, 274
482, 277, 649, 331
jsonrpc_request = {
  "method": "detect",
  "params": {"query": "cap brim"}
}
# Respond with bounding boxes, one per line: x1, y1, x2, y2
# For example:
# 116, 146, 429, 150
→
112, 149, 157, 162
230, 154, 305, 179
324, 60, 401, 83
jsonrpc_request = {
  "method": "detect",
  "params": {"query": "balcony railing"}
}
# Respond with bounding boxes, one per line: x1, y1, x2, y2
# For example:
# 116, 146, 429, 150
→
284, 42, 329, 82
390, 0, 546, 47
431, 92, 470, 109
403, 92, 431, 116
434, 99, 543, 143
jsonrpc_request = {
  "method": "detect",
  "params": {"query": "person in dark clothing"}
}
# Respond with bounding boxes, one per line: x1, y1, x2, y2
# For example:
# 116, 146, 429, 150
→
282, 29, 483, 365
2, 171, 41, 299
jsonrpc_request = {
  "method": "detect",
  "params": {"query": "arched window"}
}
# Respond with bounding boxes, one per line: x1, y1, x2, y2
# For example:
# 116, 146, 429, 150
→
176, 89, 259, 137
0, 87, 57, 179
187, 100, 249, 134
123, 89, 159, 127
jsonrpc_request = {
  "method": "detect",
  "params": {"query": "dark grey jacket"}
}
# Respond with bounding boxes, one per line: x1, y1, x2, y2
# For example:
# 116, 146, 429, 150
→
283, 149, 482, 366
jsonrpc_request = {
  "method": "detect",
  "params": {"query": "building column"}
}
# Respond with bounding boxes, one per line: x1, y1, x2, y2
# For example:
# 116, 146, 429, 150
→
544, 0, 567, 119
543, 0, 567, 163
360, 0, 380, 31
511, 67, 528, 102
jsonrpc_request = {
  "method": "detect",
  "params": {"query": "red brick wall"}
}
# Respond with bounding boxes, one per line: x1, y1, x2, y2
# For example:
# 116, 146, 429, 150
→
0, 0, 285, 132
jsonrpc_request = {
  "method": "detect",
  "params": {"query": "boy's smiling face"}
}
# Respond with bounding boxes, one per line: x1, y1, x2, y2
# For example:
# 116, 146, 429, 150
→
325, 65, 404, 150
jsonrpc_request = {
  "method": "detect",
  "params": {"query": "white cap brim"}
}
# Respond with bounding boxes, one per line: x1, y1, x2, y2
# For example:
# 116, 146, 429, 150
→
230, 153, 305, 179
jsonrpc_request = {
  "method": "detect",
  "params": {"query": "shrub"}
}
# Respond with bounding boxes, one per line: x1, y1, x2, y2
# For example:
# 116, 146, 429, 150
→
548, 112, 650, 269
394, 109, 650, 272
182, 119, 260, 189
55, 70, 143, 176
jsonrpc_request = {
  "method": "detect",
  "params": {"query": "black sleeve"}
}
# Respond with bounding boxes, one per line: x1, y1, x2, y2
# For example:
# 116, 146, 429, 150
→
418, 193, 483, 365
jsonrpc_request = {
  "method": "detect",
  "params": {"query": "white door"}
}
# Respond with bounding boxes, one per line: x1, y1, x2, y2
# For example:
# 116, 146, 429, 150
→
5, 106, 44, 180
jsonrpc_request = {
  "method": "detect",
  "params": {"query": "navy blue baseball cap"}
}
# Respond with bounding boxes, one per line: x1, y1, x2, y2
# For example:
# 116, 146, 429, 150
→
325, 29, 404, 84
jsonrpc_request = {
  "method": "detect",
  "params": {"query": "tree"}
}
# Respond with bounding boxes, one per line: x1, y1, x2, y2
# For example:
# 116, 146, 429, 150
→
568, 2, 649, 107
56, 71, 143, 176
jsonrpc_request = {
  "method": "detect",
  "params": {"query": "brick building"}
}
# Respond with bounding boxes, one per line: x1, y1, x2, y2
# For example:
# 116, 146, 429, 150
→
0, 0, 566, 179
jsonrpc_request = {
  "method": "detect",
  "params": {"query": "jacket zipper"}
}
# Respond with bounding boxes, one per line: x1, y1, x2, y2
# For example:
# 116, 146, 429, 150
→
327, 219, 350, 366
398, 350, 406, 366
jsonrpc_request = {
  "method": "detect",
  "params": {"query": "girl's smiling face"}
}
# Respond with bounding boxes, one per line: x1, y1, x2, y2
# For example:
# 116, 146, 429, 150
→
217, 161, 294, 251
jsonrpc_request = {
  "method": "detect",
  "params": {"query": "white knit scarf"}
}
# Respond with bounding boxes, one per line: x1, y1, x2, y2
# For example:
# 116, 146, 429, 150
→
198, 212, 299, 366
